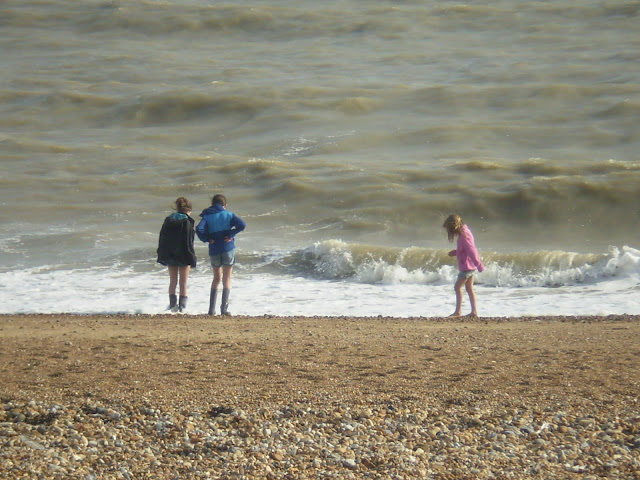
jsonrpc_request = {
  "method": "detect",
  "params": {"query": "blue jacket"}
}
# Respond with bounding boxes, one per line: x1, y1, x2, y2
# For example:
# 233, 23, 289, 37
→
196, 204, 246, 256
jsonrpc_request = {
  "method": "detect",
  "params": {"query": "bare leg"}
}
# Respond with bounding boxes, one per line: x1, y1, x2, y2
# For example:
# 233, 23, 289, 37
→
449, 276, 465, 317
168, 266, 179, 295
465, 276, 478, 317
178, 266, 190, 297
222, 266, 233, 289
212, 266, 222, 290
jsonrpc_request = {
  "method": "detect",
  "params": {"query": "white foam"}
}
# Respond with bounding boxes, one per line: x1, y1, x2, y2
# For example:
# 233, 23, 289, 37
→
1, 261, 638, 317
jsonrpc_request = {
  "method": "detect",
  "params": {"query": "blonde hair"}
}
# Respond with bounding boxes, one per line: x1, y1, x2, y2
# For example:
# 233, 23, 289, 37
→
443, 214, 464, 242
174, 196, 192, 213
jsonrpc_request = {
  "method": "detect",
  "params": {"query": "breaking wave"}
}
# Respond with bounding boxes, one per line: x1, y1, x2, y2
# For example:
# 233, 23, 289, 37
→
246, 240, 640, 289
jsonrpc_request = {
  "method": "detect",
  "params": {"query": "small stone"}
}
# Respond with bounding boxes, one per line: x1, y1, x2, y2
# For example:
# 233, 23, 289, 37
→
342, 458, 357, 470
20, 435, 45, 450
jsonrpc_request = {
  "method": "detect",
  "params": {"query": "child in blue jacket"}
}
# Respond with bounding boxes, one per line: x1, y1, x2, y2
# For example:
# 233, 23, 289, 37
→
196, 194, 246, 315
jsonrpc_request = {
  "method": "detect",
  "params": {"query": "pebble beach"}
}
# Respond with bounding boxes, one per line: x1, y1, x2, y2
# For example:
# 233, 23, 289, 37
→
1, 314, 639, 479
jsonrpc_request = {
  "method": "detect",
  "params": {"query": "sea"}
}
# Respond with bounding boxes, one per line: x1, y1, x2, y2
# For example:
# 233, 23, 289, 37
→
1, 0, 639, 318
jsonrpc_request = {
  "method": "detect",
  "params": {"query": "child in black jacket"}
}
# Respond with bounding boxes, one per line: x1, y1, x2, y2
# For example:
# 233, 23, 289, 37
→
157, 197, 197, 312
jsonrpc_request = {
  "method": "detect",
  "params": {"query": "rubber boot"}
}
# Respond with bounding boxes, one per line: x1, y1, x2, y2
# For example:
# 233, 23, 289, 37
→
178, 296, 188, 313
208, 289, 218, 315
221, 288, 231, 316
168, 294, 177, 312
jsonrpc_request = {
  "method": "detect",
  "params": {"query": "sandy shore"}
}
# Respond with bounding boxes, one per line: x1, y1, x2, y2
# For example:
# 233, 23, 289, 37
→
1, 314, 639, 479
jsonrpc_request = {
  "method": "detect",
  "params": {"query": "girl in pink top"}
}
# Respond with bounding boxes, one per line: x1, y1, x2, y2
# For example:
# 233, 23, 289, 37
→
443, 214, 485, 317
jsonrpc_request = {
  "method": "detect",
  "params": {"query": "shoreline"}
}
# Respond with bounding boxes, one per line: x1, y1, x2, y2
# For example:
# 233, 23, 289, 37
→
2, 312, 638, 320
2, 314, 639, 478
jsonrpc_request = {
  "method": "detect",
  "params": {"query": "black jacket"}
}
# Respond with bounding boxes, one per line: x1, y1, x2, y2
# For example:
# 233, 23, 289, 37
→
157, 213, 197, 268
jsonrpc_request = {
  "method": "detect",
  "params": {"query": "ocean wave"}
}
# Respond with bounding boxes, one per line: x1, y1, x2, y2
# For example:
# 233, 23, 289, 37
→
1, 90, 120, 129
246, 240, 639, 289
3, 1, 405, 39
595, 98, 640, 120
0, 136, 75, 154
9, 86, 381, 128
218, 154, 640, 231
117, 91, 271, 127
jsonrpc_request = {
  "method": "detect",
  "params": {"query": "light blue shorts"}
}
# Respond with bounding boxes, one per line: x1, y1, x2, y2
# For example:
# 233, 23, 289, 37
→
210, 249, 236, 268
457, 269, 476, 280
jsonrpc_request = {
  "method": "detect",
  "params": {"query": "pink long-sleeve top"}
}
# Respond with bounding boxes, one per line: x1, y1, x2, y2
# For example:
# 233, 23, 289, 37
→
449, 224, 485, 273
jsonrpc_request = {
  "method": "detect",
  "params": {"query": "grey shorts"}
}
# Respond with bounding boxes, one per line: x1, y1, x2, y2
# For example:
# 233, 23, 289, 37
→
457, 269, 476, 280
165, 260, 190, 268
210, 249, 236, 268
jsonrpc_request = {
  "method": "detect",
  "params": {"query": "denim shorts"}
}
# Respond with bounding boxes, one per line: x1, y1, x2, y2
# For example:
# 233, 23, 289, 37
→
210, 249, 236, 268
457, 269, 476, 280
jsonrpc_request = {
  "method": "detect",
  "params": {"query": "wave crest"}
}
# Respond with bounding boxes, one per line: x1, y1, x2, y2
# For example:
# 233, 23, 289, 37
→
248, 240, 639, 289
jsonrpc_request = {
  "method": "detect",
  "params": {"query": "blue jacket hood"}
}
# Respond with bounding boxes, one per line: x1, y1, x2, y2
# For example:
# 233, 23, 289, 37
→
199, 204, 225, 217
